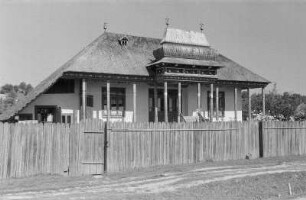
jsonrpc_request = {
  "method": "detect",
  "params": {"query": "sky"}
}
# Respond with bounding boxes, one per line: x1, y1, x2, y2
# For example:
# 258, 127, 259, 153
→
0, 0, 306, 94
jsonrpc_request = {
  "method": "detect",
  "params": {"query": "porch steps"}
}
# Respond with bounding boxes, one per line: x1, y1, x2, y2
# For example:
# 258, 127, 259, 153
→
181, 111, 208, 123
182, 116, 198, 123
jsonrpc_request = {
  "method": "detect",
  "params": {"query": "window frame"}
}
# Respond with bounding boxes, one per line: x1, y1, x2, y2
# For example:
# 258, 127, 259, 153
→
101, 87, 126, 116
86, 95, 94, 107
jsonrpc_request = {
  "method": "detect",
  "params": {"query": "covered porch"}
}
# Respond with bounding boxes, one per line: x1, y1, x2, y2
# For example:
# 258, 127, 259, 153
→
63, 72, 266, 123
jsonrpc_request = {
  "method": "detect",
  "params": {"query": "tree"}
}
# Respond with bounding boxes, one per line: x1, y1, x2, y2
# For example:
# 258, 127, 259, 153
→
0, 82, 33, 95
0, 82, 33, 115
294, 103, 306, 121
242, 88, 306, 121
0, 84, 14, 94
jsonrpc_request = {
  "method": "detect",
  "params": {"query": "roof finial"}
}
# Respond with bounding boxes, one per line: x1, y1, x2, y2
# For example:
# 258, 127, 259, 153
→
200, 23, 204, 33
103, 22, 108, 32
165, 18, 170, 28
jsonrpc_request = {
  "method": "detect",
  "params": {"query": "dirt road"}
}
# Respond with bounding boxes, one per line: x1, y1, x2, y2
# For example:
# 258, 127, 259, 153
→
1, 156, 306, 200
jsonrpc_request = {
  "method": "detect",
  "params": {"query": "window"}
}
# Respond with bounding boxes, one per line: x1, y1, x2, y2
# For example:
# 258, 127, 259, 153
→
35, 106, 58, 123
80, 95, 94, 107
102, 87, 125, 116
118, 37, 128, 46
62, 114, 72, 124
207, 91, 225, 117
86, 95, 94, 107
45, 79, 75, 94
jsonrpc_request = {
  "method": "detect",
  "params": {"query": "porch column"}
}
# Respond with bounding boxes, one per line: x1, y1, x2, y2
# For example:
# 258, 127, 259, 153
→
164, 81, 168, 123
107, 81, 110, 122
197, 83, 201, 109
210, 83, 214, 122
133, 83, 137, 122
216, 86, 219, 121
234, 87, 238, 121
154, 82, 158, 122
82, 79, 86, 120
262, 87, 266, 116
178, 82, 182, 123
248, 88, 252, 120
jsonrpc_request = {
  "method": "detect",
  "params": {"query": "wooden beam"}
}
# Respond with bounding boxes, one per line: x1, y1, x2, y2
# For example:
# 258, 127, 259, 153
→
248, 88, 252, 120
262, 87, 265, 116
210, 83, 214, 122
82, 79, 86, 120
107, 81, 110, 122
133, 83, 137, 122
164, 81, 168, 123
197, 83, 201, 109
234, 87, 238, 121
216, 86, 219, 121
178, 82, 182, 122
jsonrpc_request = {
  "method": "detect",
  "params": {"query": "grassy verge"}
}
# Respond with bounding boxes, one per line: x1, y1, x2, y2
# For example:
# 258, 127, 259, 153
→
130, 172, 306, 200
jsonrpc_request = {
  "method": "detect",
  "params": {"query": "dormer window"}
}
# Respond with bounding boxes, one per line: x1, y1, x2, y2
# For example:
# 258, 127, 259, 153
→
118, 37, 128, 46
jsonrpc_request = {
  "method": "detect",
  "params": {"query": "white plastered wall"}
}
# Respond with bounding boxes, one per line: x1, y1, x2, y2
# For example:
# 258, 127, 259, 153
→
19, 80, 81, 118
20, 79, 151, 122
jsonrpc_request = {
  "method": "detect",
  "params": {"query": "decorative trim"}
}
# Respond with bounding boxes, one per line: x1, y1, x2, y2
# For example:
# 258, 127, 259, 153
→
63, 71, 268, 88
63, 72, 154, 83
216, 80, 269, 89
157, 75, 217, 83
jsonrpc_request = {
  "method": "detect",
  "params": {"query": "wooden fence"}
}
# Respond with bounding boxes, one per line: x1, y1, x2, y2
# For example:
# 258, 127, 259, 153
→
0, 119, 105, 179
0, 120, 305, 179
262, 121, 306, 157
0, 122, 70, 179
106, 121, 259, 172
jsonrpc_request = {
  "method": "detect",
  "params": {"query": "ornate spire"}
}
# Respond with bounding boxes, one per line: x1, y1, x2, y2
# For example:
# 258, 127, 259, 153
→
103, 22, 108, 32
165, 18, 170, 28
200, 23, 204, 33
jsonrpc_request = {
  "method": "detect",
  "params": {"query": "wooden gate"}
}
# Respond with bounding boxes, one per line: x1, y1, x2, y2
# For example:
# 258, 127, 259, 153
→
81, 120, 105, 175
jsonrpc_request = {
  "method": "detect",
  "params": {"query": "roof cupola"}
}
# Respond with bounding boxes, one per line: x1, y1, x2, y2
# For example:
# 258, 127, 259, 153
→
147, 27, 224, 80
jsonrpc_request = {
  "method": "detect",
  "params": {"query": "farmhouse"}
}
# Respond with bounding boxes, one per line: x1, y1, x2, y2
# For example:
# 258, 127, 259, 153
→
0, 26, 269, 123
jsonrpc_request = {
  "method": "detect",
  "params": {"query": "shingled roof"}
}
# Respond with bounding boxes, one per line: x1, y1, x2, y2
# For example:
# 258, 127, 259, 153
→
161, 28, 210, 46
0, 31, 269, 121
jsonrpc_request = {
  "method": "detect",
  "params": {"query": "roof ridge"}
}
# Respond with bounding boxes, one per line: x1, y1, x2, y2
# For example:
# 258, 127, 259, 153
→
104, 31, 161, 41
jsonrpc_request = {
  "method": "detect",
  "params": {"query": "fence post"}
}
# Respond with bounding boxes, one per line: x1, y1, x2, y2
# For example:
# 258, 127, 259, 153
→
104, 122, 108, 173
193, 123, 196, 163
259, 121, 264, 158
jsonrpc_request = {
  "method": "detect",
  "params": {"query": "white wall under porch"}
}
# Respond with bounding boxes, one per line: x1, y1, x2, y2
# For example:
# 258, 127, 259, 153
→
86, 80, 150, 122
185, 83, 243, 121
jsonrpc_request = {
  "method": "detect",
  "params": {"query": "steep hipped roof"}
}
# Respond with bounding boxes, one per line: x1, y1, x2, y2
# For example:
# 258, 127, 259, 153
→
0, 31, 269, 121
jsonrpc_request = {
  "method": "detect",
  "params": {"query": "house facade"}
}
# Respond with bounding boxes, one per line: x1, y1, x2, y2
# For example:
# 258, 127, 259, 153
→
0, 27, 269, 123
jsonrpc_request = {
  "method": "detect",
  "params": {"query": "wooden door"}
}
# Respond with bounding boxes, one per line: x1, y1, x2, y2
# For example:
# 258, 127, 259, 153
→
149, 89, 178, 122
